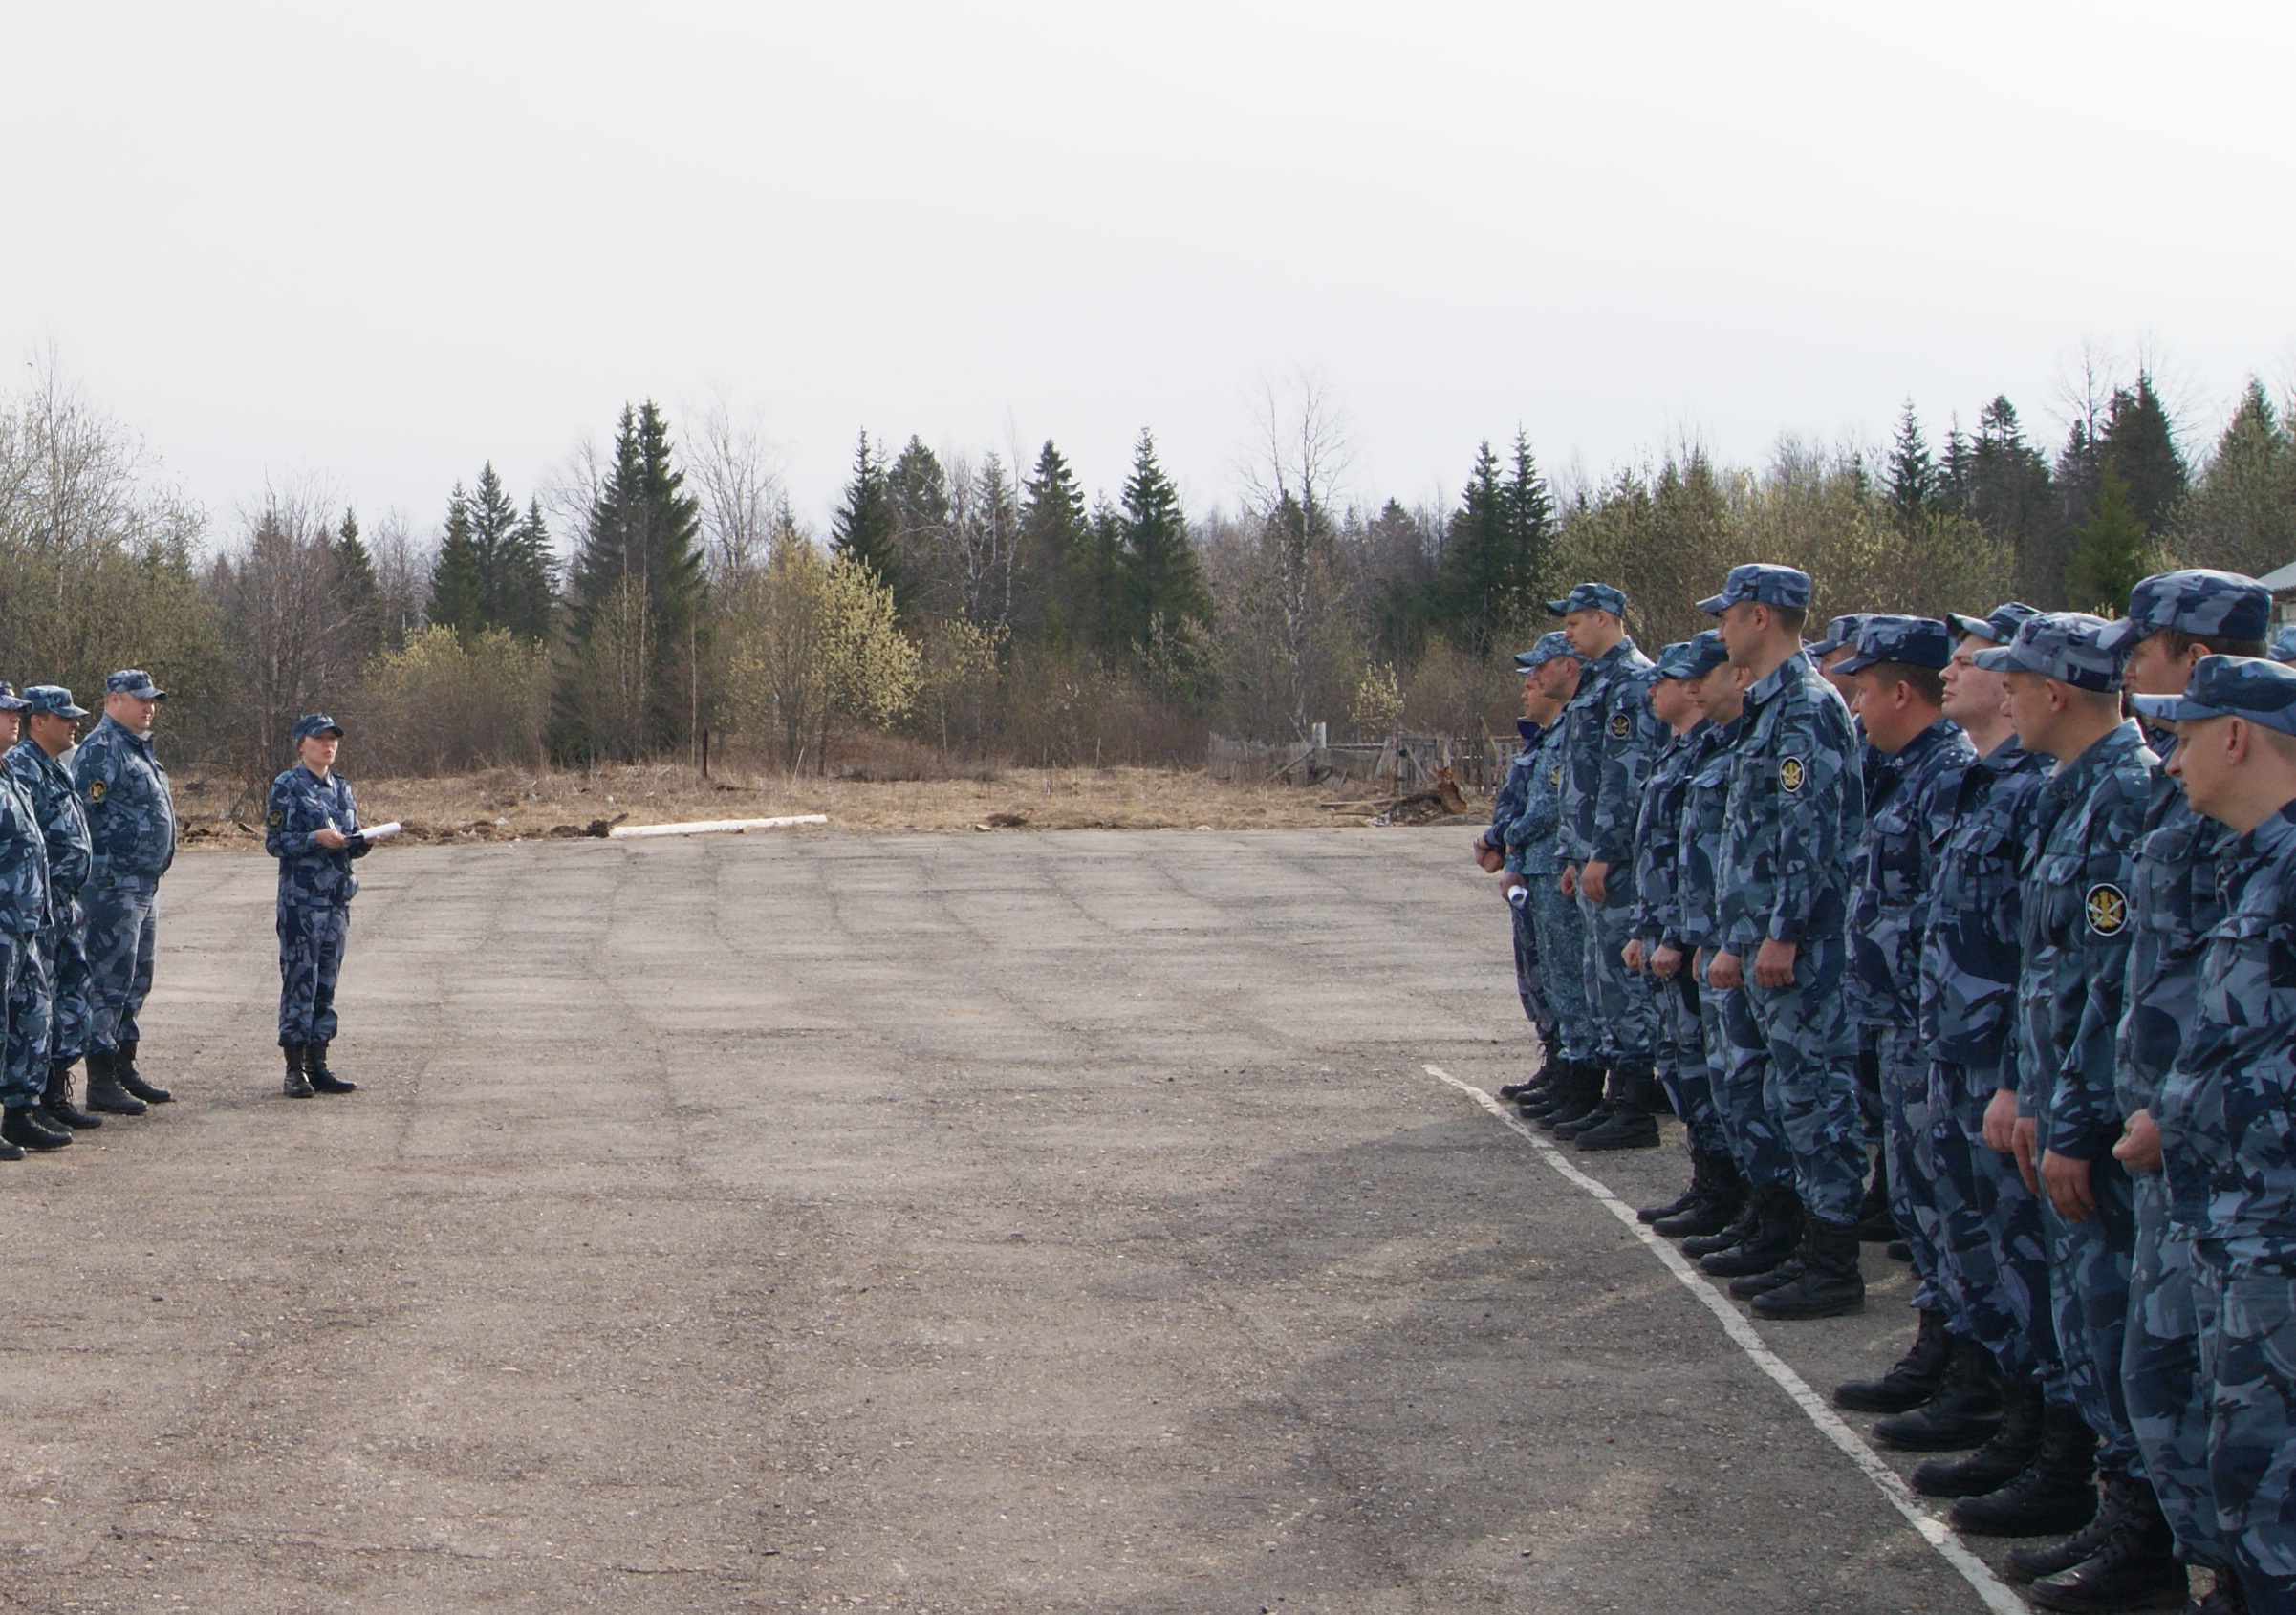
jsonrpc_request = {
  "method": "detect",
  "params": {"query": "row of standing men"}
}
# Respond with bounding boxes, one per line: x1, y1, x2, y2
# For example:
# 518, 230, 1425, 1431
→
1474, 566, 2296, 1615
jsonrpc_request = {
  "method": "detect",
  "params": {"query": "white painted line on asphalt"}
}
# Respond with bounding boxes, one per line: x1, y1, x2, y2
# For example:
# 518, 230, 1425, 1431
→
1425, 1064, 2025, 1615
608, 814, 829, 839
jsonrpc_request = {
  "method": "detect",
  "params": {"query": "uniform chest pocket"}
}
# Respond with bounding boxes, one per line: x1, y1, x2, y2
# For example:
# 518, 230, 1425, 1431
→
2038, 851, 2087, 932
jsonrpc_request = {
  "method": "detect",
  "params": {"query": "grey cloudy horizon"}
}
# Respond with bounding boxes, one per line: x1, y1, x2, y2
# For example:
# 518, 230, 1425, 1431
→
5, 1, 2292, 549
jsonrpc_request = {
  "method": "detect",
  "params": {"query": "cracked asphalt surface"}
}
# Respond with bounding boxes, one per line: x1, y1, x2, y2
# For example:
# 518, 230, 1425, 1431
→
0, 829, 1998, 1612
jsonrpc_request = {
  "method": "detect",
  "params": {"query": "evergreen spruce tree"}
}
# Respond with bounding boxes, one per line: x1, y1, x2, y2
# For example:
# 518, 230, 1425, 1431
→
428, 484, 485, 638
2173, 379, 2296, 578
831, 431, 904, 613
1116, 431, 1213, 701
468, 462, 522, 624
1886, 401, 1936, 528
495, 499, 556, 642
1966, 396, 2065, 608
1428, 441, 1543, 661
1017, 440, 1092, 647
2064, 467, 2156, 614
1502, 429, 1555, 599
2100, 374, 2189, 534
552, 401, 706, 761
335, 507, 382, 663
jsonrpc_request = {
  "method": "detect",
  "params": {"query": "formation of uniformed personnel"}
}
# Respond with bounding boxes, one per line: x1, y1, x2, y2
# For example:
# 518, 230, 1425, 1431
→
1482, 560, 2296, 1612
5, 685, 100, 1146
265, 714, 369, 1098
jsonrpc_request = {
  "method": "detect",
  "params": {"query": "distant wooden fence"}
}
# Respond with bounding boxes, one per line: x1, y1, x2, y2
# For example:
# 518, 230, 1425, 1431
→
1207, 728, 1514, 791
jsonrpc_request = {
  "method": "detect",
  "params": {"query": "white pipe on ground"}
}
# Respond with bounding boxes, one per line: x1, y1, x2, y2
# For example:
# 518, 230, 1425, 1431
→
606, 814, 828, 840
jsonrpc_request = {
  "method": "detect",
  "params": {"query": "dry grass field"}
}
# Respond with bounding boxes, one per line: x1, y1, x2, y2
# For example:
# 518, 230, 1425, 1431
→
168, 760, 1474, 845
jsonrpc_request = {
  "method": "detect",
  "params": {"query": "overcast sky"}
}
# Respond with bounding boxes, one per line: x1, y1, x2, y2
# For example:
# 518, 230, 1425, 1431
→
5, 2, 2292, 547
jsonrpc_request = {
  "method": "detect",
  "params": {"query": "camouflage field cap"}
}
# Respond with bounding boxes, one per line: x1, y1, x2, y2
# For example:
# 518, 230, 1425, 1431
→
104, 669, 164, 700
0, 682, 29, 715
292, 713, 345, 743
2131, 655, 2296, 738
2272, 625, 2296, 666
1945, 601, 2041, 646
21, 685, 87, 720
1697, 563, 1812, 615
1807, 614, 1871, 657
1834, 614, 1954, 675
1654, 630, 1728, 681
2099, 569, 2271, 653
1513, 632, 1581, 672
1972, 612, 2122, 693
1543, 582, 1628, 618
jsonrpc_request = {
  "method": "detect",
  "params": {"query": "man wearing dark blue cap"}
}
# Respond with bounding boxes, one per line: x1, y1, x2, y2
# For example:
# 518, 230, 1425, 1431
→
1541, 582, 1666, 1143
5, 685, 99, 1136
1616, 634, 1734, 1173
1485, 637, 1570, 1101
1973, 612, 2183, 1606
1505, 639, 1605, 1122
73, 669, 177, 1113
2134, 654, 2296, 1614
1827, 619, 1989, 1429
1905, 605, 2069, 1525
0, 684, 68, 1156
267, 715, 370, 1097
2104, 570, 2270, 1607
1699, 563, 1871, 1320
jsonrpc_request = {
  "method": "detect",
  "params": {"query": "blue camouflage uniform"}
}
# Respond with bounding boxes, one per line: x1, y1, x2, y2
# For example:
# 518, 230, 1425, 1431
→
6, 688, 93, 1101
2269, 625, 2296, 665
266, 734, 370, 1047
1547, 583, 1662, 1076
73, 675, 176, 1058
1839, 616, 1976, 1320
2104, 572, 2273, 1578
2138, 654, 2296, 1608
1632, 635, 1730, 1156
1979, 613, 2156, 1475
1493, 716, 1547, 1037
1814, 613, 1889, 1145
1505, 700, 1597, 1070
0, 687, 49, 1111
1706, 568, 1869, 1228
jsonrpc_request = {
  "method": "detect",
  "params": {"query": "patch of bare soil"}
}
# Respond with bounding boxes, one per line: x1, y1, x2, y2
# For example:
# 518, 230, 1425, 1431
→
169, 763, 1484, 848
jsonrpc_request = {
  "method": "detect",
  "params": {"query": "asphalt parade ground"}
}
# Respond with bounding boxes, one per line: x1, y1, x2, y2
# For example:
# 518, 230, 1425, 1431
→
3, 829, 2016, 1614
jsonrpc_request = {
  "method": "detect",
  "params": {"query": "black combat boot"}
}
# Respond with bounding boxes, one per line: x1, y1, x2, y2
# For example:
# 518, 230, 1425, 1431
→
1499, 1064, 1554, 1103
1729, 1254, 1804, 1299
1835, 1307, 1953, 1414
1536, 1065, 1608, 1131
1550, 1068, 1622, 1138
1639, 1146, 1714, 1222
1856, 1149, 1897, 1241
2, 1103, 72, 1151
1575, 1066, 1661, 1151
82, 1048, 147, 1117
282, 1044, 314, 1099
1700, 1183, 1803, 1279
41, 1058, 102, 1130
1655, 1153, 1746, 1238
2025, 1471, 2185, 1612
1680, 1190, 1762, 1258
1751, 1217, 1866, 1318
306, 1041, 356, 1094
1523, 1062, 1599, 1122
1873, 1337, 2003, 1449
1913, 1373, 2045, 1497
1955, 1403, 2099, 1540
115, 1040, 171, 1104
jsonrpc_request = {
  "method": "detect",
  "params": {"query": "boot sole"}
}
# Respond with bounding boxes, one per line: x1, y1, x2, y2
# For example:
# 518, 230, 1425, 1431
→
1575, 1128, 1662, 1152
1909, 1464, 2033, 1500
1750, 1295, 1868, 1320
1872, 1418, 2005, 1453
1951, 1501, 2100, 1540
2023, 1575, 2187, 1614
1831, 1387, 1945, 1416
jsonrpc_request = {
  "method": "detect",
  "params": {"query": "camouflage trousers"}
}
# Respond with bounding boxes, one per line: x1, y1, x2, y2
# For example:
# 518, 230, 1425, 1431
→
2194, 1259, 2296, 1604
1856, 1024, 1885, 1146
1510, 897, 1558, 1057
1740, 933, 1867, 1226
1929, 1060, 2063, 1394
1655, 970, 1727, 1155
1702, 965, 1795, 1189
47, 902, 88, 1064
2124, 1174, 2230, 1572
1527, 875, 1596, 1066
1576, 881, 1656, 1069
276, 902, 350, 1046
2045, 1152, 2142, 1473
82, 878, 158, 1054
3, 929, 51, 1109
1875, 1023, 1944, 1312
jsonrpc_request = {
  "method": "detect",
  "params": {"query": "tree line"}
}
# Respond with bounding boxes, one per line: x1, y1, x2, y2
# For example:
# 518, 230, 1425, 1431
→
3, 355, 2292, 791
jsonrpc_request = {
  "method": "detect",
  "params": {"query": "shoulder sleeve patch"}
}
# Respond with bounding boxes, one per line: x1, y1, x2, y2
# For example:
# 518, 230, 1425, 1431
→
267, 808, 285, 829
87, 780, 106, 804
1779, 756, 1807, 794
1608, 712, 1631, 740
2086, 882, 2129, 937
